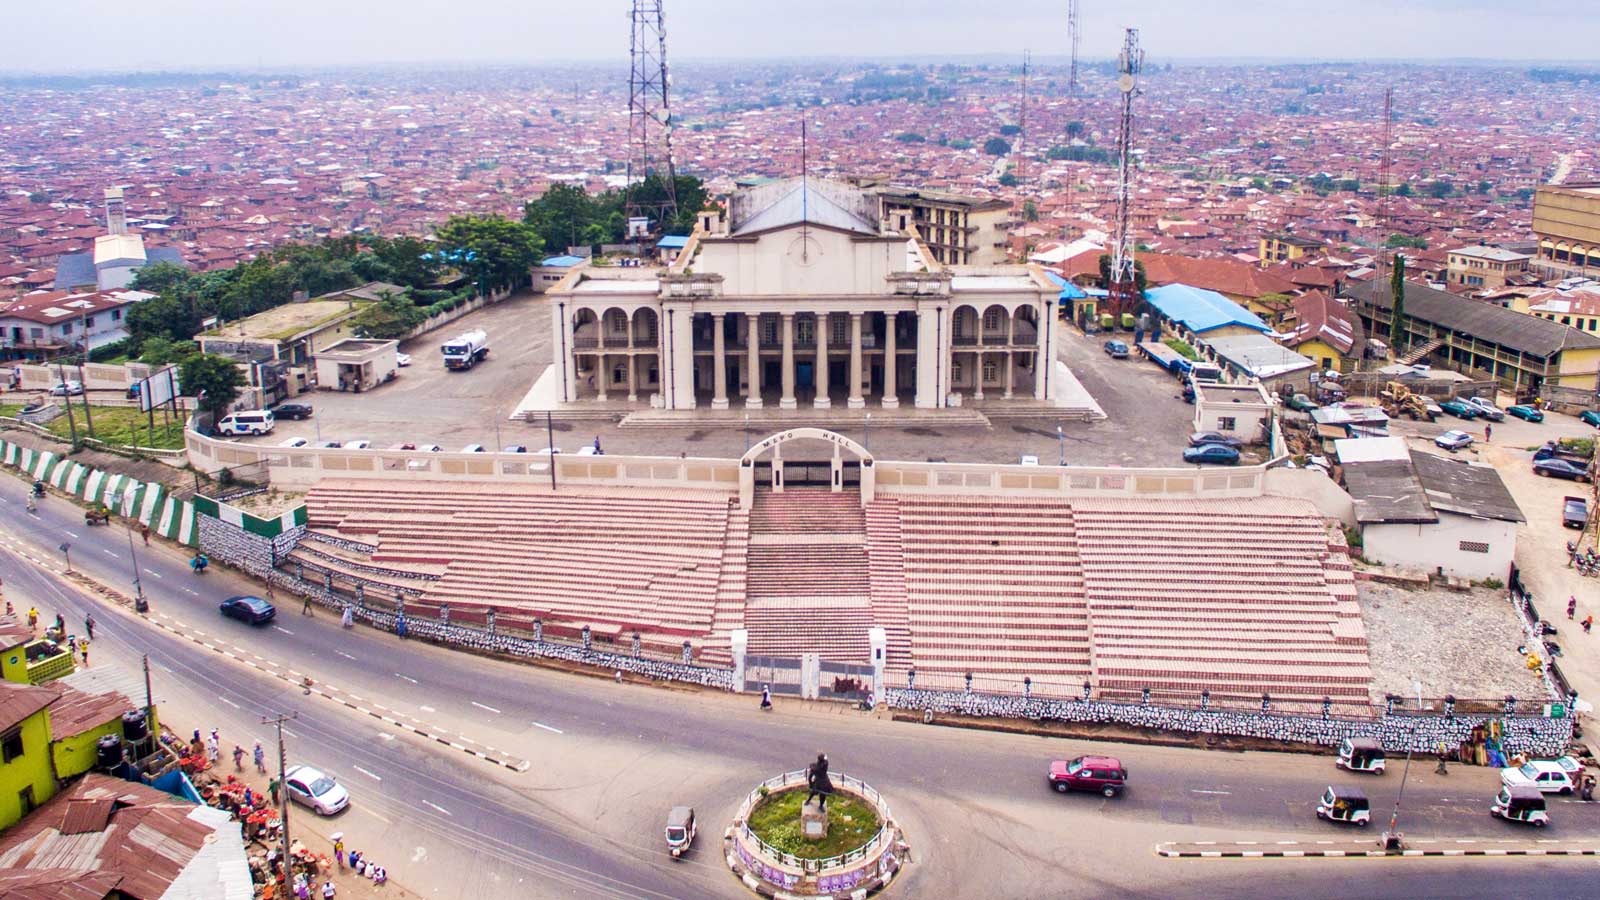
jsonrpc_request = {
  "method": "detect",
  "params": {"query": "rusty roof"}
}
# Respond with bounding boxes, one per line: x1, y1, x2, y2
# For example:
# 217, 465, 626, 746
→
0, 682, 62, 733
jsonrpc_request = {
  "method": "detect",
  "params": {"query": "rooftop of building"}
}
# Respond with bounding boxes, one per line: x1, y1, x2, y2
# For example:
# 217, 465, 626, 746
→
1448, 244, 1530, 262
1346, 278, 1600, 356
1345, 449, 1524, 525
1145, 283, 1272, 334
199, 298, 365, 344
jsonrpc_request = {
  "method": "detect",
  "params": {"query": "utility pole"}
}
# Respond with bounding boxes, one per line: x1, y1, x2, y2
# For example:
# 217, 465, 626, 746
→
142, 654, 154, 730
1017, 50, 1030, 196
546, 411, 557, 490
56, 361, 79, 445
262, 712, 299, 888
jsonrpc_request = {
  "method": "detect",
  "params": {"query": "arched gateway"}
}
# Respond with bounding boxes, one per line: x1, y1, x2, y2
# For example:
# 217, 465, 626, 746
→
739, 428, 875, 509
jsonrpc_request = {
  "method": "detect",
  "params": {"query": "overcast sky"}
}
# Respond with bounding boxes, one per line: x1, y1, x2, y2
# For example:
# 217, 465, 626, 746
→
9, 0, 1597, 73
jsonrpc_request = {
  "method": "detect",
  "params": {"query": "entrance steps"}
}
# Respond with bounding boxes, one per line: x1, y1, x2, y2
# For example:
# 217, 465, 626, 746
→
618, 406, 991, 429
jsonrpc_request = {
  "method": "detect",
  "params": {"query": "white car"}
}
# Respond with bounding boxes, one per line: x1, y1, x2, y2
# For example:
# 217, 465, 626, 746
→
1501, 760, 1576, 795
342, 440, 372, 450
283, 764, 350, 815
1434, 430, 1474, 451
50, 381, 85, 396
278, 437, 309, 448
1019, 455, 1040, 466
395, 352, 412, 367
461, 444, 486, 453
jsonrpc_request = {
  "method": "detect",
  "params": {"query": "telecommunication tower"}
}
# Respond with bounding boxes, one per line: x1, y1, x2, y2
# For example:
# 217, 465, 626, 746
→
625, 0, 678, 233
1107, 27, 1144, 317
1017, 50, 1031, 194
1067, 0, 1082, 95
1374, 88, 1394, 295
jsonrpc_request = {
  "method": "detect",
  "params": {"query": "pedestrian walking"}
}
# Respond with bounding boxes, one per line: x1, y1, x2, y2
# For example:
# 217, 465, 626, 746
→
78, 640, 89, 667
206, 729, 219, 763
1587, 616, 1595, 634
1570, 596, 1578, 620
84, 614, 95, 640
333, 834, 345, 869
254, 740, 266, 773
53, 613, 64, 635
321, 881, 335, 899
232, 744, 245, 771
26, 606, 37, 630
396, 612, 408, 639
268, 776, 281, 805
1484, 423, 1492, 443
140, 524, 150, 546
302, 595, 313, 617
341, 605, 353, 629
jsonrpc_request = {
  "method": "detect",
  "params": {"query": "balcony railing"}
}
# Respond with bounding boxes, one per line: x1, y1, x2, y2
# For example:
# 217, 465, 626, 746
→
25, 643, 74, 684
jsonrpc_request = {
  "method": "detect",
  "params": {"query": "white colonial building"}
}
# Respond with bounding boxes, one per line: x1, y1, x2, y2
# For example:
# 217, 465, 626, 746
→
545, 178, 1062, 413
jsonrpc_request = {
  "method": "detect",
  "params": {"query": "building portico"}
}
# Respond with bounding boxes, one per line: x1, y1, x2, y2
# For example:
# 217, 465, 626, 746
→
545, 177, 1064, 418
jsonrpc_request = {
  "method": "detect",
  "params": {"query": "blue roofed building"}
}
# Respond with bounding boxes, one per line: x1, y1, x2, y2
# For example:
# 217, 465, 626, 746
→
655, 234, 690, 264
1042, 270, 1094, 324
532, 254, 588, 294
1144, 283, 1272, 338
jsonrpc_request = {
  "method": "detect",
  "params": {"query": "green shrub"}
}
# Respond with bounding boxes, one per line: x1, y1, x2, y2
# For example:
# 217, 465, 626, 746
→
1163, 337, 1199, 361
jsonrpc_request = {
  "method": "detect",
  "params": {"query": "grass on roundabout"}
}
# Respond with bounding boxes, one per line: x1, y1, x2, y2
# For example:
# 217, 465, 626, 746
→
746, 787, 882, 860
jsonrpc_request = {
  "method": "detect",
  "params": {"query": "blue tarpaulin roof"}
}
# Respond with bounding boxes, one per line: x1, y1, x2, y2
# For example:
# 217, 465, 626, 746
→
655, 235, 690, 249
541, 255, 585, 267
1042, 270, 1089, 300
1144, 283, 1271, 334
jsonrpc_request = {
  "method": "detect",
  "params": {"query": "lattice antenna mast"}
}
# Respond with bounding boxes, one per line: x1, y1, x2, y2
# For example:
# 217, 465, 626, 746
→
1108, 27, 1144, 315
1017, 50, 1030, 196
1374, 87, 1394, 285
1067, 0, 1081, 95
625, 0, 678, 230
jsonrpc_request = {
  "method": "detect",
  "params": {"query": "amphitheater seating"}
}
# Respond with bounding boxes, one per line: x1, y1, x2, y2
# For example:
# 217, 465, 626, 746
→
739, 489, 875, 661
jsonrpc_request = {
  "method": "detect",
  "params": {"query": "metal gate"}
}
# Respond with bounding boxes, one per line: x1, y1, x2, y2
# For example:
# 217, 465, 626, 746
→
745, 655, 804, 695
818, 660, 875, 701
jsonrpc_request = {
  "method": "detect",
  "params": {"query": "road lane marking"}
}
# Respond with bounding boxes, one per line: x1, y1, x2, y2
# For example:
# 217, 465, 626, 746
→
353, 765, 382, 782
184, 588, 198, 596
102, 548, 117, 557
218, 697, 241, 709
274, 626, 294, 635
64, 530, 79, 538
419, 704, 435, 712
283, 727, 298, 738
471, 701, 501, 714
396, 674, 418, 684
423, 800, 453, 817
377, 733, 394, 741
336, 650, 357, 661
531, 721, 563, 734
1191, 789, 1231, 795
145, 569, 162, 578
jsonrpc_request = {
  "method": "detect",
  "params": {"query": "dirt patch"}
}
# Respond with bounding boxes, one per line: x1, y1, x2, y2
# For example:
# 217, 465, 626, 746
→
1358, 581, 1543, 702
902, 427, 941, 437
683, 430, 708, 443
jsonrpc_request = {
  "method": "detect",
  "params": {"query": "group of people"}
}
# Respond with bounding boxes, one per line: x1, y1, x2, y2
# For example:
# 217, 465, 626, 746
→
15, 604, 93, 664
1567, 596, 1595, 633
331, 837, 387, 885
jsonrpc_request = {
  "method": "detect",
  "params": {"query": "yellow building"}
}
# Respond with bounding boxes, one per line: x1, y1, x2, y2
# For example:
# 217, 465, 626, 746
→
1533, 182, 1600, 277
1258, 233, 1323, 266
1445, 245, 1530, 291
1281, 291, 1357, 373
1508, 288, 1600, 335
0, 682, 62, 827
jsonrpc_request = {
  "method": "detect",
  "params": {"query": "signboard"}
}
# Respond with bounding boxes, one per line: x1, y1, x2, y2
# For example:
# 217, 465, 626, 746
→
136, 366, 181, 412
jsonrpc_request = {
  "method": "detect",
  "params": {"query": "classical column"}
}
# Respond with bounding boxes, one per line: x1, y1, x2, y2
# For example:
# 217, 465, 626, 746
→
1035, 300, 1051, 400
813, 313, 831, 409
1003, 353, 1014, 400
745, 312, 762, 408
712, 313, 728, 409
914, 307, 938, 409
881, 313, 899, 408
596, 353, 609, 401
780, 312, 797, 409
973, 351, 984, 400
848, 311, 865, 409
627, 353, 637, 402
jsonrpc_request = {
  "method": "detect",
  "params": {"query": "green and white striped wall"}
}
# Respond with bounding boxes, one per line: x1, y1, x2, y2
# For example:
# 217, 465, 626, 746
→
191, 494, 307, 538
0, 438, 200, 546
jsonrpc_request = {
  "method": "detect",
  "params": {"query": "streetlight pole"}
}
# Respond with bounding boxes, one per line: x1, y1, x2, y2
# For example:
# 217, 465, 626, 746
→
1057, 424, 1065, 466
494, 408, 503, 452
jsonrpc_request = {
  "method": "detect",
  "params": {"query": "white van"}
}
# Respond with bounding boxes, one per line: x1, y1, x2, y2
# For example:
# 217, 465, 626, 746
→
217, 409, 275, 436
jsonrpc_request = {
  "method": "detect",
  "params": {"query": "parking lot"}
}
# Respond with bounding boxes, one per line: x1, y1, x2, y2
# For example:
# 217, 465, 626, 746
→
242, 297, 1205, 467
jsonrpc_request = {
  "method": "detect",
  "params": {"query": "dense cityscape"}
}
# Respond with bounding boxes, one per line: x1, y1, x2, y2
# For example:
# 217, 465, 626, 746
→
1, 2, 1599, 899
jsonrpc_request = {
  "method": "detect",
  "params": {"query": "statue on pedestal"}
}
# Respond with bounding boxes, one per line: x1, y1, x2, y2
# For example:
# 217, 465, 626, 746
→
806, 753, 833, 811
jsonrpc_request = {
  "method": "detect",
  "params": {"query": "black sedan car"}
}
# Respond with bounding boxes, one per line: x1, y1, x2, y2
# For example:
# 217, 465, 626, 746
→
1534, 458, 1592, 482
1188, 431, 1244, 449
220, 595, 277, 625
273, 402, 314, 420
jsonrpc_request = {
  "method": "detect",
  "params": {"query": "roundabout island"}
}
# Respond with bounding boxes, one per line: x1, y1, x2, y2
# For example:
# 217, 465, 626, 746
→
726, 755, 907, 898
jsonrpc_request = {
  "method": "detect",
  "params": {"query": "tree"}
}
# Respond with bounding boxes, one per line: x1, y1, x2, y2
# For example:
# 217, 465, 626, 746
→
1096, 254, 1147, 294
125, 293, 201, 348
1250, 176, 1269, 191
998, 172, 1019, 187
983, 137, 1012, 157
1423, 180, 1453, 200
1065, 121, 1085, 139
351, 290, 426, 340
128, 260, 193, 296
1394, 183, 1413, 197
999, 124, 1022, 136
137, 336, 197, 366
1023, 200, 1039, 222
434, 214, 543, 294
895, 132, 926, 143
181, 352, 246, 418
1388, 256, 1414, 350
1385, 233, 1427, 250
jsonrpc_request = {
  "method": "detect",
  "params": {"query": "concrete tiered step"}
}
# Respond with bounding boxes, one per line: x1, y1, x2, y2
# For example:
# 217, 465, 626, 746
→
741, 489, 875, 662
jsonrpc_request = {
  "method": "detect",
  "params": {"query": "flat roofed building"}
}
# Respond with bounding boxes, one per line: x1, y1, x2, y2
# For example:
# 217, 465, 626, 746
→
1532, 181, 1600, 278
865, 182, 1011, 266
547, 177, 1060, 413
1445, 244, 1531, 291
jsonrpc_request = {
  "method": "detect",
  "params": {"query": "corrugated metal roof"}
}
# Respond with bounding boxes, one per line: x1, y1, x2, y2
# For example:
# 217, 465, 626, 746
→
1145, 283, 1272, 334
0, 682, 63, 732
1347, 278, 1600, 356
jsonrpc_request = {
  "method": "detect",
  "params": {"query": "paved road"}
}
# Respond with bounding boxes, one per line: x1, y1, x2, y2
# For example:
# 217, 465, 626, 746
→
3, 472, 1599, 899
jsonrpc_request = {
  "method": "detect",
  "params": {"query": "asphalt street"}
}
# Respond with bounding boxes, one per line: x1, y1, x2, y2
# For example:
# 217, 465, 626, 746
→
3, 470, 1600, 899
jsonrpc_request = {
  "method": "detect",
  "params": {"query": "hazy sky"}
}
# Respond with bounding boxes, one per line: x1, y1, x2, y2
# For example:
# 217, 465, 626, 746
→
10, 0, 1597, 73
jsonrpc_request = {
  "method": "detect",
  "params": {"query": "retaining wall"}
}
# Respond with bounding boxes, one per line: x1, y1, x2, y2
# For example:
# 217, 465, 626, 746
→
884, 688, 1573, 757
0, 438, 198, 545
